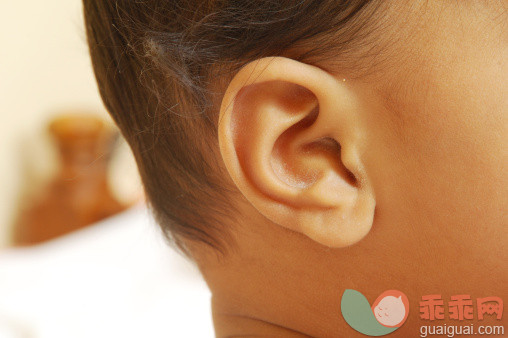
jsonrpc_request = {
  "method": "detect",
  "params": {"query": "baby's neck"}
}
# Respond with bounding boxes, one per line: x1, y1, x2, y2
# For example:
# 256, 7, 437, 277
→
193, 208, 502, 337
196, 224, 354, 336
211, 308, 315, 337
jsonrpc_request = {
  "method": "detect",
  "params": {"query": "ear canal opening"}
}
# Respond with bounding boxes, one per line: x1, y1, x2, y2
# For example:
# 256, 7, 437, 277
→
301, 137, 358, 188
271, 105, 358, 190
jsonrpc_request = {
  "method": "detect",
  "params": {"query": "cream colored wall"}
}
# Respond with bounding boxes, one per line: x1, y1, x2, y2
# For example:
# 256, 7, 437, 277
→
0, 1, 141, 247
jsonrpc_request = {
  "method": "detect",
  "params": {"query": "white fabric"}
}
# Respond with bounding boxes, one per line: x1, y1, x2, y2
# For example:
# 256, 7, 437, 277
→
0, 205, 214, 338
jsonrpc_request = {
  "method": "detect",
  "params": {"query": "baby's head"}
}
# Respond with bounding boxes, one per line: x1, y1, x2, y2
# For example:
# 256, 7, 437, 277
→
83, 1, 507, 336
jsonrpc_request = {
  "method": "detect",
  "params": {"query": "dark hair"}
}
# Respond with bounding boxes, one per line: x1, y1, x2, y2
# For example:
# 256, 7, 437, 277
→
82, 0, 379, 254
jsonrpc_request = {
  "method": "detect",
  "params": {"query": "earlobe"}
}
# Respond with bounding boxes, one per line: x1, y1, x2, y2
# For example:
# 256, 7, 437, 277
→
218, 57, 375, 247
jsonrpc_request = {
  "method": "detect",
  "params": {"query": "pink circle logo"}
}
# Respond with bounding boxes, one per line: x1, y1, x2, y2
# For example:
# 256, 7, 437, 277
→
371, 290, 410, 328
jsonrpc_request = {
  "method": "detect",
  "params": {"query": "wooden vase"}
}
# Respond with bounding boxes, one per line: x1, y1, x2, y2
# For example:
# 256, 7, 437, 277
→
13, 114, 129, 245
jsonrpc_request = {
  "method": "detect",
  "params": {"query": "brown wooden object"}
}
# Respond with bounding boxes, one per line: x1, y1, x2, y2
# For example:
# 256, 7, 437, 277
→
13, 114, 128, 245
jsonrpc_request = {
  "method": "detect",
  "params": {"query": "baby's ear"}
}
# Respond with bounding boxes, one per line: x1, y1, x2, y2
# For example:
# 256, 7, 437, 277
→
218, 57, 375, 247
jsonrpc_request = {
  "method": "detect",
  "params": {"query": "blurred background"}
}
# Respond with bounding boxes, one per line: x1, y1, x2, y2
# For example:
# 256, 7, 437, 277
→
0, 1, 213, 337
0, 0, 142, 247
